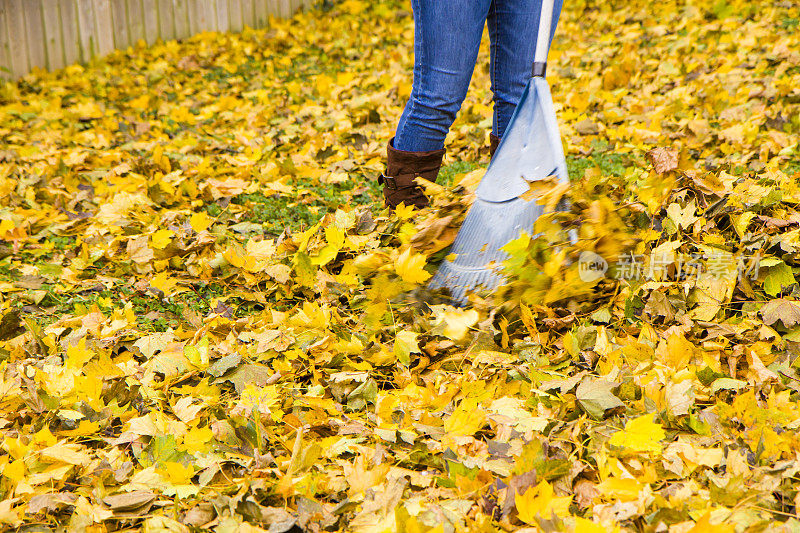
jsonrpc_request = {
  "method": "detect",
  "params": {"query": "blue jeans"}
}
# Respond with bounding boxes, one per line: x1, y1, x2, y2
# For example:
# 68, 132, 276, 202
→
394, 0, 562, 152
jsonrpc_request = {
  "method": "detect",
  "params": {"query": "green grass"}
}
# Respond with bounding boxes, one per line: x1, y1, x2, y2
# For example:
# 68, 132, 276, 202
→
235, 176, 377, 235
438, 161, 482, 187
566, 151, 629, 182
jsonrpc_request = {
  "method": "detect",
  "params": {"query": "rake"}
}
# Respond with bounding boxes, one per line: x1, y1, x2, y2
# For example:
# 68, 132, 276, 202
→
428, 0, 568, 304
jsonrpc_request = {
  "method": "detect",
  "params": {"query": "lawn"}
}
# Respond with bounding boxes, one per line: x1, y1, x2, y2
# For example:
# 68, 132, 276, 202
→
0, 0, 799, 530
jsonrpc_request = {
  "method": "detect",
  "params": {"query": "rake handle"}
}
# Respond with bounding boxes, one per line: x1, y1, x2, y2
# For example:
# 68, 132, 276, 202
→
532, 0, 556, 77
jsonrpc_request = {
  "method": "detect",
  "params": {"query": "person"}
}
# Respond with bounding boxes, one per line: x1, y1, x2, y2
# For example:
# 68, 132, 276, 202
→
380, 0, 563, 209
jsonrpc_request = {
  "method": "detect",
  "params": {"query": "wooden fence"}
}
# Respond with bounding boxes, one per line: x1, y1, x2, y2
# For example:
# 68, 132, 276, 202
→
0, 0, 310, 80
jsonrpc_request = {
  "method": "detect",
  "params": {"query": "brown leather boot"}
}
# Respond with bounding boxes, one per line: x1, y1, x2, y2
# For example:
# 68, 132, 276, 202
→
489, 134, 501, 160
379, 139, 445, 210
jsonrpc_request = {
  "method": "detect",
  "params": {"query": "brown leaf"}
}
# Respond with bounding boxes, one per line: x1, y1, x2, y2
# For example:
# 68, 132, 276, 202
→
27, 492, 78, 515
0, 309, 25, 341
14, 275, 46, 290
761, 298, 800, 327
183, 502, 216, 527
103, 491, 156, 512
575, 118, 600, 135
646, 147, 679, 174
574, 479, 599, 509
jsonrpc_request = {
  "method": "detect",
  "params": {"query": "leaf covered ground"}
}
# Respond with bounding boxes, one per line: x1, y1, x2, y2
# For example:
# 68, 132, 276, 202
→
1, 0, 800, 531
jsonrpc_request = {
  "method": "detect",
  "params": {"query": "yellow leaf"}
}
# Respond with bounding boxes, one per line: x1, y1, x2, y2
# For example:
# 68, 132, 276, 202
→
394, 330, 421, 365
58, 420, 101, 438
443, 402, 486, 437
0, 497, 21, 527
245, 238, 276, 260
609, 414, 665, 454
311, 225, 346, 266
0, 219, 14, 239
316, 74, 333, 97
183, 427, 214, 453
430, 306, 479, 341
39, 442, 92, 466
575, 517, 614, 533
152, 144, 170, 172
66, 338, 94, 370
395, 203, 416, 220
150, 229, 174, 249
395, 248, 431, 284
33, 427, 57, 447
2, 459, 25, 484
190, 211, 212, 233
596, 477, 643, 501
184, 337, 210, 369
688, 513, 734, 533
159, 461, 195, 484
150, 271, 178, 296
515, 480, 571, 525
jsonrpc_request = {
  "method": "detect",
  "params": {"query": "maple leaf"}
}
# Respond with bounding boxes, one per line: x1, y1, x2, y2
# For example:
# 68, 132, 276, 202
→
515, 480, 571, 525
609, 414, 666, 454
761, 298, 800, 328
395, 247, 431, 284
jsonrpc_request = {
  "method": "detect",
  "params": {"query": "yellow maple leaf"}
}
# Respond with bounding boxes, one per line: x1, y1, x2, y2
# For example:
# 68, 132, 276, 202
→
608, 414, 665, 454
159, 461, 195, 484
596, 477, 643, 501
2, 458, 25, 484
189, 211, 212, 233
150, 229, 174, 250
395, 247, 431, 284
182, 427, 214, 453
0, 219, 14, 239
430, 305, 479, 341
515, 480, 571, 525
395, 203, 416, 220
443, 402, 486, 437
687, 513, 735, 532
184, 337, 210, 369
575, 517, 616, 533
394, 330, 421, 365
150, 271, 178, 296
65, 338, 94, 370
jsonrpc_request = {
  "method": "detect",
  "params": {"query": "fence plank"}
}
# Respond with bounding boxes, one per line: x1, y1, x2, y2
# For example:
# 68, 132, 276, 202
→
6, 0, 29, 77
0, 1, 10, 79
205, 0, 218, 32
128, 0, 147, 43
24, 0, 48, 71
240, 0, 254, 28
41, 0, 64, 70
110, 0, 130, 51
228, 0, 243, 32
142, 0, 159, 44
157, 0, 173, 40
280, 0, 290, 18
59, 0, 80, 67
254, 0, 268, 27
173, 0, 189, 39
93, 0, 115, 57
75, 0, 95, 62
194, 1, 213, 33
187, 0, 198, 35
215, 0, 229, 32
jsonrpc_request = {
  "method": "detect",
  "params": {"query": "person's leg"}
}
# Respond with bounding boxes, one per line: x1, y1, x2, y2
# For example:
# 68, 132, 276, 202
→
488, 0, 562, 139
394, 0, 492, 152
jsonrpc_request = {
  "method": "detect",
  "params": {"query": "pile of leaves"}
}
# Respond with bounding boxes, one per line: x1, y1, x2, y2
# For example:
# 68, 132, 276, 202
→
1, 0, 800, 530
